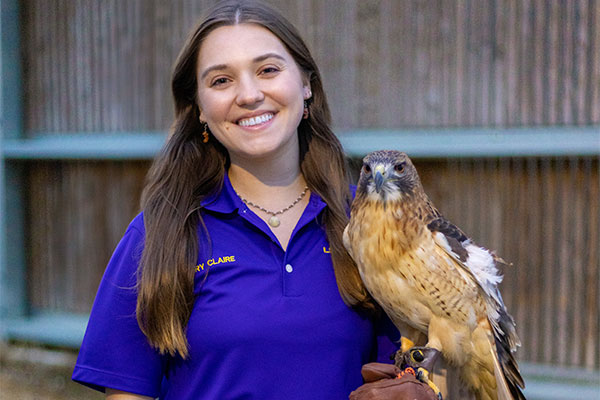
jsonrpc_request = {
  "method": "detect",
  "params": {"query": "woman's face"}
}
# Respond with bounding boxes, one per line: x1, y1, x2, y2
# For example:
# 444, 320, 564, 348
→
196, 24, 311, 163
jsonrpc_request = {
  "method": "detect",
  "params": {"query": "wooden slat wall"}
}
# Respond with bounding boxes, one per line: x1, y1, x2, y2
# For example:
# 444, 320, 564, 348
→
27, 161, 149, 312
22, 0, 600, 131
19, 0, 600, 369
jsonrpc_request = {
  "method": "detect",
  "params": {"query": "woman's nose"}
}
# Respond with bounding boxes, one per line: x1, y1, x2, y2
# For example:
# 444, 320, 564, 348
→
235, 75, 264, 106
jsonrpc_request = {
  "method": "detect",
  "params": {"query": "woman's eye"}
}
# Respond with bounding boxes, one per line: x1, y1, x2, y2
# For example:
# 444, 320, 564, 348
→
260, 66, 280, 75
210, 77, 229, 87
362, 164, 371, 174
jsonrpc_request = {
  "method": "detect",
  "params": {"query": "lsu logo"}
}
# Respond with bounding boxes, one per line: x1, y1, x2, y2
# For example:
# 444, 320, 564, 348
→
196, 255, 236, 272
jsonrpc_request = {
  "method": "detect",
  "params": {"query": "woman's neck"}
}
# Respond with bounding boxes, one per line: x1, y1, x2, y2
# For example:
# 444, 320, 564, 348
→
227, 152, 307, 210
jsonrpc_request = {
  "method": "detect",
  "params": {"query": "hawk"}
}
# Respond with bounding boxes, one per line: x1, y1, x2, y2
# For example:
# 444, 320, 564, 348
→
343, 151, 525, 400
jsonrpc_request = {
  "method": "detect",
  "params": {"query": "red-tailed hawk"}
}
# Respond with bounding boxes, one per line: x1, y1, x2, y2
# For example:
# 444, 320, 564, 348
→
343, 150, 525, 400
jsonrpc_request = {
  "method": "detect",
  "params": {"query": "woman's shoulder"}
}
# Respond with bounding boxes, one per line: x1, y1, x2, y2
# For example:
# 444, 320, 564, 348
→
127, 211, 145, 235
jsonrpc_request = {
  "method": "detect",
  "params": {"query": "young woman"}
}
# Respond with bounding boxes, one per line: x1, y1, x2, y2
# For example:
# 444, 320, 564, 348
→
73, 1, 402, 398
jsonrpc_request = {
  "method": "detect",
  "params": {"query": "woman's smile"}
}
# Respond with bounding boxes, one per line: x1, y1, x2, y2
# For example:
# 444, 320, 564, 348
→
236, 111, 276, 128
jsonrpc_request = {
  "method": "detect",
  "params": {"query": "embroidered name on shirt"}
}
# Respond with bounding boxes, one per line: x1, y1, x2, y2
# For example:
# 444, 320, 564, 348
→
196, 255, 236, 271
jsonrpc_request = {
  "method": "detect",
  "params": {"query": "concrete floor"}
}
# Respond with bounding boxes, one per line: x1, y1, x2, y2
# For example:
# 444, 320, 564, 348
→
0, 343, 102, 400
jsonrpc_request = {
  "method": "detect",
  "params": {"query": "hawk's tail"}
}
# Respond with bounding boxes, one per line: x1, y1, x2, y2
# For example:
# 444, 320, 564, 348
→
461, 318, 525, 400
491, 308, 526, 399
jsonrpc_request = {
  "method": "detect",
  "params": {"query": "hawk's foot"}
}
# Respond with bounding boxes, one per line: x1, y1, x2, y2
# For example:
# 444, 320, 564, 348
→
416, 367, 443, 400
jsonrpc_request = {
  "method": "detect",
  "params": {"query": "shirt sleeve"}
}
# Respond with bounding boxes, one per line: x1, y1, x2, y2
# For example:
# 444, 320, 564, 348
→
72, 215, 165, 397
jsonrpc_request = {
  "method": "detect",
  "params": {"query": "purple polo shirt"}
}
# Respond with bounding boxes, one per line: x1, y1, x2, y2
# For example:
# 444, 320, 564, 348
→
73, 175, 399, 399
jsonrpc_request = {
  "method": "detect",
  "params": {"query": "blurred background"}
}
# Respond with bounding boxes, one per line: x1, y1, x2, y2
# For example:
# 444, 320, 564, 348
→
1, 0, 599, 398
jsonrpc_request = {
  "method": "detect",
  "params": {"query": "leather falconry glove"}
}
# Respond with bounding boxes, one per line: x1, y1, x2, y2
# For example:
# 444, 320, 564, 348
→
349, 362, 439, 400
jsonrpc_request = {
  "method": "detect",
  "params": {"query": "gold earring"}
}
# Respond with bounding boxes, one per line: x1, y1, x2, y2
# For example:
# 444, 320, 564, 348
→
303, 100, 309, 119
201, 122, 209, 143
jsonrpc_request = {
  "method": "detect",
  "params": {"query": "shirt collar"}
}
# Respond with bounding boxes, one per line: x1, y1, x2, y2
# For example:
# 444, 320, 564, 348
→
200, 173, 242, 214
200, 173, 327, 216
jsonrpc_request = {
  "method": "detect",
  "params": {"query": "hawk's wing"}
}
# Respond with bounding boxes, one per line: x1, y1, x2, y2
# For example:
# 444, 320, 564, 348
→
428, 214, 504, 310
425, 209, 524, 393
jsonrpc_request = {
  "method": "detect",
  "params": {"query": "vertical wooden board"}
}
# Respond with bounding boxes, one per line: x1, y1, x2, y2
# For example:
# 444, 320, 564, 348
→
74, 0, 87, 130
50, 1, 61, 131
473, 159, 486, 242
518, 0, 531, 124
440, 160, 458, 224
573, 0, 588, 125
513, 159, 527, 338
400, 0, 418, 126
439, 0, 453, 125
356, 0, 382, 128
583, 158, 599, 368
28, 162, 65, 309
467, 0, 482, 125
590, 0, 600, 123
63, 0, 76, 131
504, 0, 518, 125
532, 0, 545, 125
569, 158, 585, 366
316, 0, 359, 130
555, 159, 571, 365
377, 0, 398, 128
561, 1, 575, 124
453, 0, 465, 125
89, 0, 101, 131
430, 0, 446, 126
481, 0, 493, 126
539, 158, 555, 364
548, 0, 561, 125
27, 164, 49, 309
71, 163, 108, 311
21, 0, 38, 133
524, 158, 542, 361
491, 0, 505, 126
140, 0, 160, 131
98, 0, 112, 130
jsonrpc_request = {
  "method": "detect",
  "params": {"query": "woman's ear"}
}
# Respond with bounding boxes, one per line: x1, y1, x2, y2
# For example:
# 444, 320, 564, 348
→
303, 85, 312, 100
302, 73, 312, 100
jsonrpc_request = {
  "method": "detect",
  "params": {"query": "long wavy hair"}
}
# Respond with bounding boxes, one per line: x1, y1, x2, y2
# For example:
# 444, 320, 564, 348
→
137, 0, 374, 359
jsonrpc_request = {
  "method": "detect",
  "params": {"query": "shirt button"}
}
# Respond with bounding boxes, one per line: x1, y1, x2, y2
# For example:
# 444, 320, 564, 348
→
285, 264, 293, 273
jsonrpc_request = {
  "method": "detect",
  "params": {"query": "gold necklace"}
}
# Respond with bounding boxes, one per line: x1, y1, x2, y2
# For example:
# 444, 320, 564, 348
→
238, 186, 309, 228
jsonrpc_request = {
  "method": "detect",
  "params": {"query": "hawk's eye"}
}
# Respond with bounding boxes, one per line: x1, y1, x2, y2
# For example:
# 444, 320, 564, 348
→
362, 164, 371, 174
394, 163, 405, 174
411, 349, 425, 362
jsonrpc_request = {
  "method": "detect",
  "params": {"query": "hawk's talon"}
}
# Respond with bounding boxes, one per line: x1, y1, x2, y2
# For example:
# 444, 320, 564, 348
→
415, 366, 429, 382
416, 367, 443, 400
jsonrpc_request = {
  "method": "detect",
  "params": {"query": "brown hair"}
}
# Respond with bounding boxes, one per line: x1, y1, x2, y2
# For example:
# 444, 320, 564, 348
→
138, 0, 374, 359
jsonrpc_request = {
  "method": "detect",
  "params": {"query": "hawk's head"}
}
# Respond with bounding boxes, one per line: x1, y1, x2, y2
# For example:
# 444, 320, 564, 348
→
357, 150, 422, 201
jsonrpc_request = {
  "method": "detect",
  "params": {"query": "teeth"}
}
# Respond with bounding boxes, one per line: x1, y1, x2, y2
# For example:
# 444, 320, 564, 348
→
238, 113, 273, 127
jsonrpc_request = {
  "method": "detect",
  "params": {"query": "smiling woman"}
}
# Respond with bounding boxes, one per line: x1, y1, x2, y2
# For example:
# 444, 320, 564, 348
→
71, 1, 407, 399
196, 24, 309, 176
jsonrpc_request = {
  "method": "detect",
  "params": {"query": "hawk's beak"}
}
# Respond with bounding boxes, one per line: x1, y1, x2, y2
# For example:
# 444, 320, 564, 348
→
374, 164, 386, 193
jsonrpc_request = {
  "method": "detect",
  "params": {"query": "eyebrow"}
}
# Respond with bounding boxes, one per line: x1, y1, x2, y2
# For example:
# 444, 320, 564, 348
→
200, 52, 287, 80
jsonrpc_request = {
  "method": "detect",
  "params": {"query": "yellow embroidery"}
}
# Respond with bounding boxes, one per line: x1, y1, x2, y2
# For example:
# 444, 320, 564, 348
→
323, 247, 331, 253
196, 255, 236, 272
